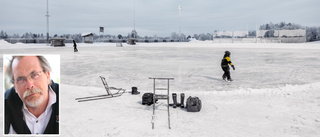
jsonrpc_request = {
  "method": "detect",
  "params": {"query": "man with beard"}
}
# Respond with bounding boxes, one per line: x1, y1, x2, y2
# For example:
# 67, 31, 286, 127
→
5, 56, 59, 134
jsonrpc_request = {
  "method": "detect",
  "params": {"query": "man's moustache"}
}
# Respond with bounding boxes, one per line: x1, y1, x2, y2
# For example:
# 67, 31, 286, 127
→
23, 88, 42, 99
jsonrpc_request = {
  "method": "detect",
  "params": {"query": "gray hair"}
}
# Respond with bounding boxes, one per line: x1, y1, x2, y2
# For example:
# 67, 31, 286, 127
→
6, 56, 52, 83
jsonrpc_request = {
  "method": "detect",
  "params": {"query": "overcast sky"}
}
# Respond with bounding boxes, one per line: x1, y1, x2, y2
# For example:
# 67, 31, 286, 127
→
1, 0, 319, 37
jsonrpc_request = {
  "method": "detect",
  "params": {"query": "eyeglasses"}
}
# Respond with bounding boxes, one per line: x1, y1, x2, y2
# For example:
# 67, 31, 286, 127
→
12, 71, 44, 85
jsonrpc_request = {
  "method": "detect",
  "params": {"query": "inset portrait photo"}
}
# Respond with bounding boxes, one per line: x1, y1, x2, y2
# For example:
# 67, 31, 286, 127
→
3, 55, 60, 135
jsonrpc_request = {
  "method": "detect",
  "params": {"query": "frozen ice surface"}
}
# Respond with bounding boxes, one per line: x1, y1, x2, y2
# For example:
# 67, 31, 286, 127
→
1, 40, 320, 136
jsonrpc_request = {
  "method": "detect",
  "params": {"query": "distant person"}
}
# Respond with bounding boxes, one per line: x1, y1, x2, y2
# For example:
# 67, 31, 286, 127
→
5, 56, 59, 134
221, 51, 235, 82
73, 40, 78, 52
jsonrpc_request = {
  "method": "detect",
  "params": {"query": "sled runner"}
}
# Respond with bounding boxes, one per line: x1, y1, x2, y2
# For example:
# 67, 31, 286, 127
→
149, 77, 174, 129
75, 76, 125, 102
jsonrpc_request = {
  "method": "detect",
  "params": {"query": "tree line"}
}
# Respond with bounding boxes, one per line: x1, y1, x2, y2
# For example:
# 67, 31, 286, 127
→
1, 22, 319, 42
0, 30, 213, 43
259, 22, 320, 41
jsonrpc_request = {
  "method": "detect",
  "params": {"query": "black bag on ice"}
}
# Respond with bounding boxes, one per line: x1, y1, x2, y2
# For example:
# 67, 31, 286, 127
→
142, 93, 158, 105
186, 96, 202, 112
132, 87, 140, 95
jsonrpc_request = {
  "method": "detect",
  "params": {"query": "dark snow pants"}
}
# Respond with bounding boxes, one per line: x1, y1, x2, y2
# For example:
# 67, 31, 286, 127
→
222, 67, 231, 80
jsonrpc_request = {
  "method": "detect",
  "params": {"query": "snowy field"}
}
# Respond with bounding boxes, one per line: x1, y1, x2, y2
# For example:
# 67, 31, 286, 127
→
1, 40, 320, 137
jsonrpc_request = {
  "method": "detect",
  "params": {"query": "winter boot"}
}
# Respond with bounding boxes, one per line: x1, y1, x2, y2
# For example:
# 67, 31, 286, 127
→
227, 79, 233, 82
180, 93, 185, 108
132, 87, 140, 95
172, 93, 177, 108
222, 75, 227, 81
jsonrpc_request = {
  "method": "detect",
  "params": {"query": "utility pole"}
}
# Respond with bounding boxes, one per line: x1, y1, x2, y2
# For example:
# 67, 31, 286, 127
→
178, 0, 181, 42
134, 0, 136, 31
305, 26, 307, 43
46, 0, 50, 46
255, 23, 257, 43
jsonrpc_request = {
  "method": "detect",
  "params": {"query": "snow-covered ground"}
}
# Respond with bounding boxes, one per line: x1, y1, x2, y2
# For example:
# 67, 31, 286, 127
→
1, 40, 320, 137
